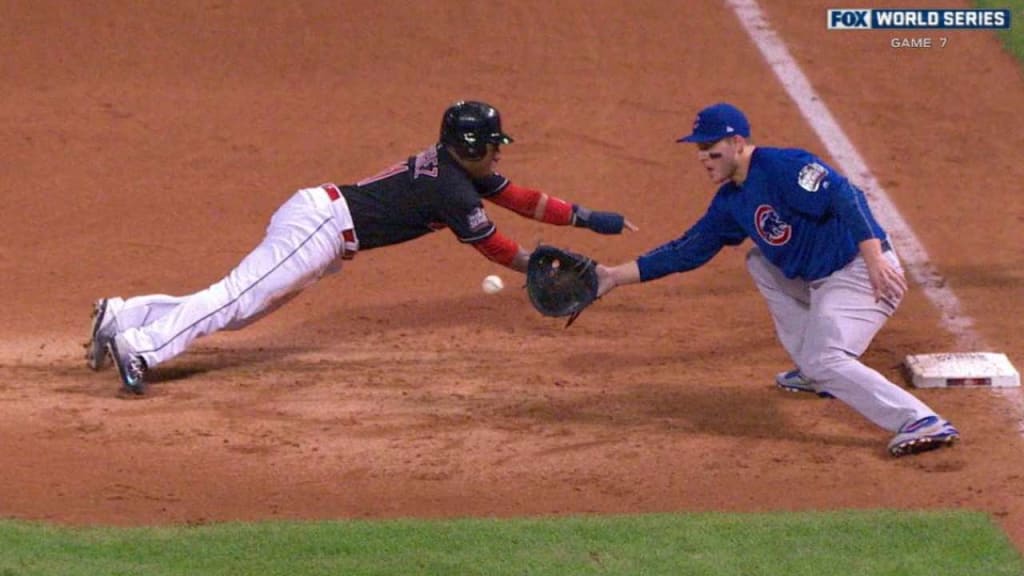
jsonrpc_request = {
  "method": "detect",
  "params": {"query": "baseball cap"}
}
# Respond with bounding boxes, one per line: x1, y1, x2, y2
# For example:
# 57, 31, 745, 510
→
677, 102, 750, 143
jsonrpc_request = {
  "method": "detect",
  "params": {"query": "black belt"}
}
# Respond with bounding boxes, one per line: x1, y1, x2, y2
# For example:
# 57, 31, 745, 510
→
321, 183, 359, 260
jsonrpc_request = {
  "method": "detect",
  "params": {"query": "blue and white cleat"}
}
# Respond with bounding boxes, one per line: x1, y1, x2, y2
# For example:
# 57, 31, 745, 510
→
888, 416, 960, 457
774, 369, 834, 398
108, 334, 148, 395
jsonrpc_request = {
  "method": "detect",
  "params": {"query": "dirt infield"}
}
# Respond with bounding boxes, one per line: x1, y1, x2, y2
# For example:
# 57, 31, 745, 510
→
3, 0, 1024, 550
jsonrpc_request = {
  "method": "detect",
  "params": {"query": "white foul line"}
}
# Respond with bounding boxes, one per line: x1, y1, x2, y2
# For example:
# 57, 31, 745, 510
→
724, 0, 1023, 430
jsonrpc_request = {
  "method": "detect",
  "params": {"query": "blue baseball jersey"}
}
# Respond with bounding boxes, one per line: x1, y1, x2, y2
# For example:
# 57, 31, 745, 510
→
637, 147, 887, 282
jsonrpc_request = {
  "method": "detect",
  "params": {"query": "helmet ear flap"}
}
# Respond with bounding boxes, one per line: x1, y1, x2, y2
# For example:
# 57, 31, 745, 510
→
453, 129, 486, 161
440, 102, 484, 160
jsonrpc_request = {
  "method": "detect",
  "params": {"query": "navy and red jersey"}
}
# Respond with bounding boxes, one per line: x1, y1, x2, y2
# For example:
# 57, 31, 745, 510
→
341, 145, 508, 250
637, 147, 887, 282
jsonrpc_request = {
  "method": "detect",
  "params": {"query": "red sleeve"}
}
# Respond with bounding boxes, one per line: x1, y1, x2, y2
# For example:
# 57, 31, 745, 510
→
487, 183, 574, 225
472, 230, 520, 266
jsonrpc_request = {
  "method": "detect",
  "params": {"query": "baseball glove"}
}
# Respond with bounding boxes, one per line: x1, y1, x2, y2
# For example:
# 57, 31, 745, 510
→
526, 244, 599, 327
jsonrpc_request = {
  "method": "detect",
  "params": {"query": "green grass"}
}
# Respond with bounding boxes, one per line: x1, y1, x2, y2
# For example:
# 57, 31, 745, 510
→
0, 510, 1020, 576
974, 0, 1024, 61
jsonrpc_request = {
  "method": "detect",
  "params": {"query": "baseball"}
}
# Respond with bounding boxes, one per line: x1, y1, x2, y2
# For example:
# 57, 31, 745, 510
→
481, 274, 504, 294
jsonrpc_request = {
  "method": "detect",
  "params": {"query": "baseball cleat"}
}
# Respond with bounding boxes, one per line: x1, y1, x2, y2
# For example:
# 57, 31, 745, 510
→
85, 297, 123, 371
108, 334, 148, 395
888, 416, 960, 457
775, 369, 834, 398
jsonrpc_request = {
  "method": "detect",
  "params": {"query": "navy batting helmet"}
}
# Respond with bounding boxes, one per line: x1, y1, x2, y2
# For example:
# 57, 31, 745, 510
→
440, 100, 514, 160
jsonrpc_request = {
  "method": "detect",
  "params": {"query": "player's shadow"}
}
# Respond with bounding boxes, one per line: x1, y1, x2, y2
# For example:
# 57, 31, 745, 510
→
551, 346, 879, 448
634, 383, 877, 448
496, 380, 877, 450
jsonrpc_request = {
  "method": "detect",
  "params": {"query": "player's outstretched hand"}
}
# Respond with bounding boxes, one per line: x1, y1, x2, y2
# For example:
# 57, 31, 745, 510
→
596, 265, 617, 298
595, 260, 641, 298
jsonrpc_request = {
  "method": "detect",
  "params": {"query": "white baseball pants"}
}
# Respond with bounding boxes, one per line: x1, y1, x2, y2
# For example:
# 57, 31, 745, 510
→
115, 185, 357, 369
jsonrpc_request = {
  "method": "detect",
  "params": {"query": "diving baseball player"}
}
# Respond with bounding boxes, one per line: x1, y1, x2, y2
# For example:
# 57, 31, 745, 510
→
595, 102, 959, 457
86, 100, 637, 395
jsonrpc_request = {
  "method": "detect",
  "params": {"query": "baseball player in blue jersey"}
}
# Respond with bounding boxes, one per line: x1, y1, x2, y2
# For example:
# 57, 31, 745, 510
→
596, 102, 959, 457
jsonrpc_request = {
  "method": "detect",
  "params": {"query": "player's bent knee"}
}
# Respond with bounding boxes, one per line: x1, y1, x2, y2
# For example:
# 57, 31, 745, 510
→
799, 350, 857, 382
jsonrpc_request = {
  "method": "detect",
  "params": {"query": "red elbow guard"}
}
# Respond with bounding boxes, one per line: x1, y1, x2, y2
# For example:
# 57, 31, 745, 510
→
539, 194, 574, 225
493, 183, 574, 225
473, 231, 520, 266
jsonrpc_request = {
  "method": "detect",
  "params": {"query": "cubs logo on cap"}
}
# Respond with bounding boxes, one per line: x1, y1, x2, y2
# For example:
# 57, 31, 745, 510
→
677, 103, 751, 143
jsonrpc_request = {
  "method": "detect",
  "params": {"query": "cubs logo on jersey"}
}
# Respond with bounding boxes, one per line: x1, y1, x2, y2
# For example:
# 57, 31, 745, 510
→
754, 204, 792, 246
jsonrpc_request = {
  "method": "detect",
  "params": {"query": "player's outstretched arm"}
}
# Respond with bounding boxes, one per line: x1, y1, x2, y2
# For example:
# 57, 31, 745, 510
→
487, 183, 637, 234
471, 230, 530, 273
507, 247, 530, 273
596, 261, 641, 298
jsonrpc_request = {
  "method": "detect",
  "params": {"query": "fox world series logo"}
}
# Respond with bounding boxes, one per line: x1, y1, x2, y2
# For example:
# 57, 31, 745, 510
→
828, 8, 1011, 29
